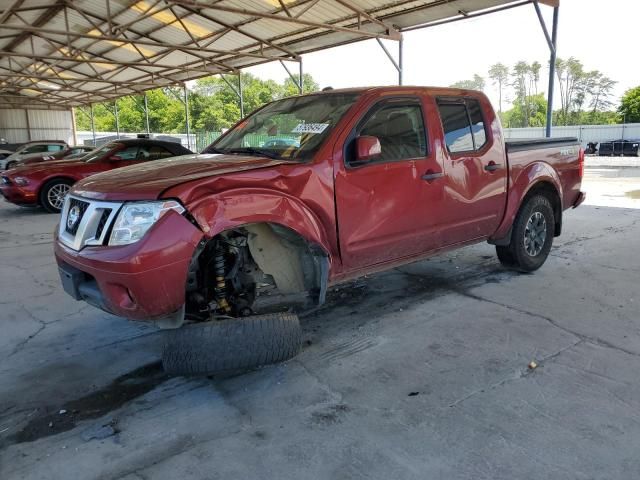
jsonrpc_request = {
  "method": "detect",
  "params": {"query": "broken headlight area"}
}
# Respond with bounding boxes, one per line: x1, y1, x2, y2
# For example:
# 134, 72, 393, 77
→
109, 200, 185, 246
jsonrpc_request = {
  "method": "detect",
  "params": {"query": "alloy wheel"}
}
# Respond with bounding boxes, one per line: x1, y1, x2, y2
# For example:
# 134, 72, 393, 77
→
523, 211, 547, 257
47, 183, 70, 210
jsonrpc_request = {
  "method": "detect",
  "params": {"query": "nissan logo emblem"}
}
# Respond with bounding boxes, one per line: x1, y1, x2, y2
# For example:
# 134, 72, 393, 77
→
67, 205, 81, 230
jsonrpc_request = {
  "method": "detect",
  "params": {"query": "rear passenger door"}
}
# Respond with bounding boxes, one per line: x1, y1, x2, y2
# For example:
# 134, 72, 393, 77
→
436, 97, 507, 243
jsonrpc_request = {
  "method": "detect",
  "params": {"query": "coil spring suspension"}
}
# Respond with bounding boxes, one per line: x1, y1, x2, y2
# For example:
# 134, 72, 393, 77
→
214, 243, 231, 313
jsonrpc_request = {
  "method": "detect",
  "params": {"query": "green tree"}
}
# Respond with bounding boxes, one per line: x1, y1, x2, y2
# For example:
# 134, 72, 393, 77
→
488, 63, 509, 113
282, 73, 320, 97
450, 74, 485, 91
75, 72, 321, 135
618, 86, 640, 123
589, 73, 616, 113
555, 57, 586, 125
503, 93, 547, 128
512, 61, 538, 127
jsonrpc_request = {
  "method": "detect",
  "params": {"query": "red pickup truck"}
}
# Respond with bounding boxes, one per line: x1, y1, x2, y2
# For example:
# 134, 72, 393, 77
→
54, 87, 585, 375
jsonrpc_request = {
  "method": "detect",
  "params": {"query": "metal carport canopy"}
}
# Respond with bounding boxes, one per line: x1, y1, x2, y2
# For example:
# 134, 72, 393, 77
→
0, 0, 559, 111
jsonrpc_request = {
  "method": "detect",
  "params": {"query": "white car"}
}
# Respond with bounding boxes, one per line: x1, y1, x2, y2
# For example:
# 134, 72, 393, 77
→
1, 141, 67, 170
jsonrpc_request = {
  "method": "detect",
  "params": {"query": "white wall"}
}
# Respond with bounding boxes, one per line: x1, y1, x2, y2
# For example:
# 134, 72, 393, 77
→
504, 123, 640, 148
0, 109, 74, 144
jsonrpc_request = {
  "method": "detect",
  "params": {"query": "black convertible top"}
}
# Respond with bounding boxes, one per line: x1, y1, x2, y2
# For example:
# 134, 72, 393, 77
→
114, 138, 193, 155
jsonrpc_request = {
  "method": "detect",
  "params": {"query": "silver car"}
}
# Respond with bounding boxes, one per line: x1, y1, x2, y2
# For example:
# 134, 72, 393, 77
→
1, 141, 67, 170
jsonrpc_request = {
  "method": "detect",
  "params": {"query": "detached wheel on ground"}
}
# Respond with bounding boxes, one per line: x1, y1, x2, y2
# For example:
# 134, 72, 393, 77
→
40, 178, 73, 213
496, 194, 555, 272
162, 312, 303, 376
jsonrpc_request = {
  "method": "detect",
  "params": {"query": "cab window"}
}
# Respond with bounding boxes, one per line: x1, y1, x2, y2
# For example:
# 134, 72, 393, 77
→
467, 100, 487, 149
353, 102, 427, 164
437, 98, 488, 153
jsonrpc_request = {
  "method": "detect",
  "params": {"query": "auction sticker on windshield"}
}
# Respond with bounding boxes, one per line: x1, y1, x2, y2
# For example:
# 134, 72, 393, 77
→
292, 123, 329, 134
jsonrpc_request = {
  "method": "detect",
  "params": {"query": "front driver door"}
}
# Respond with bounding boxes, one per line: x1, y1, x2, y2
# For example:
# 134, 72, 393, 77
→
334, 96, 447, 271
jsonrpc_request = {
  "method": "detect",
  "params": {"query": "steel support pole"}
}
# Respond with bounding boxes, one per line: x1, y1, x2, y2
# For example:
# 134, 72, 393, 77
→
144, 93, 150, 134
298, 58, 303, 94
398, 36, 404, 85
279, 59, 303, 95
238, 72, 244, 118
70, 107, 78, 145
114, 100, 120, 138
545, 6, 559, 138
90, 103, 96, 146
376, 37, 402, 84
24, 109, 31, 141
184, 83, 191, 150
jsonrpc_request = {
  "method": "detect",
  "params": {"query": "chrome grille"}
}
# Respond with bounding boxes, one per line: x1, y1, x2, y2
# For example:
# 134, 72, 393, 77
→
94, 209, 112, 239
58, 195, 122, 251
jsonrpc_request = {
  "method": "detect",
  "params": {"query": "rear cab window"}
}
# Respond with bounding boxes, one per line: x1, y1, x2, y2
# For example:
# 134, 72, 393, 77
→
437, 98, 488, 154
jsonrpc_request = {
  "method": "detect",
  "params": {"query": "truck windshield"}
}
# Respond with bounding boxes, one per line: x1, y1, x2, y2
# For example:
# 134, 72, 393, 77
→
205, 92, 360, 161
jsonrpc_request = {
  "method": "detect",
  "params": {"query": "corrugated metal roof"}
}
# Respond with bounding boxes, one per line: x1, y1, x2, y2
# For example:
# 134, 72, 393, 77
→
0, 0, 542, 110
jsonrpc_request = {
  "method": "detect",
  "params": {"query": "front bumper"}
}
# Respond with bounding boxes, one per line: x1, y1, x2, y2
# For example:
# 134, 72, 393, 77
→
54, 210, 204, 321
0, 184, 38, 205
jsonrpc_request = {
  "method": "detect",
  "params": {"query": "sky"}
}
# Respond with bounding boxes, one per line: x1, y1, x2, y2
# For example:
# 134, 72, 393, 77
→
244, 0, 639, 111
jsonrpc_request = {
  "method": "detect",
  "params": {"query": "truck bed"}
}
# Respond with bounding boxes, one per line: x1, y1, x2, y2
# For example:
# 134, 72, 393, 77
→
505, 137, 579, 152
504, 136, 582, 213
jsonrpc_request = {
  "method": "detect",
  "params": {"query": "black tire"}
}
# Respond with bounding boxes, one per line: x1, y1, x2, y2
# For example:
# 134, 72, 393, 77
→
498, 194, 555, 272
39, 178, 73, 213
6, 160, 17, 170
495, 245, 516, 267
162, 313, 302, 376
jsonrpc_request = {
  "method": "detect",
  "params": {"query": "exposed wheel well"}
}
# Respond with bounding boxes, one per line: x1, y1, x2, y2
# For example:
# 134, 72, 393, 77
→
526, 181, 562, 236
185, 222, 329, 319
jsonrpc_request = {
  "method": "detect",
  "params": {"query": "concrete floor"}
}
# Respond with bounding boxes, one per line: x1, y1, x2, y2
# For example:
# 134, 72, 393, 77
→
1, 169, 640, 480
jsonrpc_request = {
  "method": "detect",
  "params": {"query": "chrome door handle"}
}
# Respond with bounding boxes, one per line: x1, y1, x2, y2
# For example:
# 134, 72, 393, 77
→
421, 172, 444, 181
484, 163, 502, 172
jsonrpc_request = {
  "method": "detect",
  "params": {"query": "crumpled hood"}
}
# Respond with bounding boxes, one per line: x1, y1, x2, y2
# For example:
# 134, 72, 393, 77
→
73, 153, 294, 201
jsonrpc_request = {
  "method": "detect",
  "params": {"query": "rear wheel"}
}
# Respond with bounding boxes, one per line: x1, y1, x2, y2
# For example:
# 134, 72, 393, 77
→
495, 245, 516, 267
496, 194, 555, 272
40, 178, 73, 213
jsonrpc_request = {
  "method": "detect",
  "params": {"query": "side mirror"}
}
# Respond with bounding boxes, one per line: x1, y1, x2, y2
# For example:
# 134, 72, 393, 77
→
108, 155, 123, 162
355, 135, 381, 163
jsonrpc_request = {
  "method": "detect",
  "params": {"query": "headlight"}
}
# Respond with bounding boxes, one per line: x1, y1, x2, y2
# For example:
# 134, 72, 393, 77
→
14, 177, 29, 186
109, 200, 185, 246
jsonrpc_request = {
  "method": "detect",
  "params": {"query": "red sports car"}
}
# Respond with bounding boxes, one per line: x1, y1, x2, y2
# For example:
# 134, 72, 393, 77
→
18, 145, 96, 166
0, 138, 192, 213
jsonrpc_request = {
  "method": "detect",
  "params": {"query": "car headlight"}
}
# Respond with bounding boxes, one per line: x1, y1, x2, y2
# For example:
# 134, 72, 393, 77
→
109, 200, 185, 246
14, 177, 29, 186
